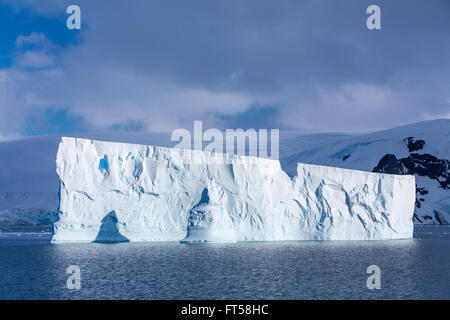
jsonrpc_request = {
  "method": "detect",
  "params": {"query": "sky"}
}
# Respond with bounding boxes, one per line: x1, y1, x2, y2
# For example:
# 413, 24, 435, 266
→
0, 0, 449, 139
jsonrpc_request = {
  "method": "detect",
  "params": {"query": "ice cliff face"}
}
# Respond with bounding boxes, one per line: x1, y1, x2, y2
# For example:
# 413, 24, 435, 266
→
52, 137, 415, 243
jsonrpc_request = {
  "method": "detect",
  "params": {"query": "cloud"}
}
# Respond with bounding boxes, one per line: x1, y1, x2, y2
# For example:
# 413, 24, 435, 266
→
0, 32, 257, 134
214, 106, 282, 130
15, 50, 55, 68
0, 134, 22, 142
0, 0, 450, 137
279, 83, 402, 132
15, 32, 50, 47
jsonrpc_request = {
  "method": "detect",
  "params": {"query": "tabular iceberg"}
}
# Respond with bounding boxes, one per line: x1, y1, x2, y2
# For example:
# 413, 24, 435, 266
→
52, 137, 415, 243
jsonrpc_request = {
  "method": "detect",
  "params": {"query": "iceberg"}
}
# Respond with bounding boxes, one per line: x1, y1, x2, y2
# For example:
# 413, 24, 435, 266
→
52, 137, 415, 243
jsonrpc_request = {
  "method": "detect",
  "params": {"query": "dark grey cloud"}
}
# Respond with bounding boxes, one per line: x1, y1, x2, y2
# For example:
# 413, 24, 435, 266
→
1, 0, 449, 137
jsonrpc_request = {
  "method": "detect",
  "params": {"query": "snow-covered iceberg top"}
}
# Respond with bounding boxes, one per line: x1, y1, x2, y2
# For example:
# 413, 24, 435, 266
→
52, 137, 415, 243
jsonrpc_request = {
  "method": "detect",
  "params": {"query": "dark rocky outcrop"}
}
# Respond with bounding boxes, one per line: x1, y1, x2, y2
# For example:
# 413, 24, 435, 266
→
404, 137, 425, 152
373, 144, 449, 224
373, 153, 449, 189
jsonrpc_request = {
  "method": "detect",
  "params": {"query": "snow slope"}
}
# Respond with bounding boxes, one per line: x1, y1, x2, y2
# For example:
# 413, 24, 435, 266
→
53, 137, 414, 242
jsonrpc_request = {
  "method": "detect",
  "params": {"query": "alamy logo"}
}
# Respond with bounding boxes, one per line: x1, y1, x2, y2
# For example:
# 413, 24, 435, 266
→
366, 265, 381, 290
66, 5, 81, 30
366, 5, 381, 30
171, 121, 279, 164
66, 265, 81, 290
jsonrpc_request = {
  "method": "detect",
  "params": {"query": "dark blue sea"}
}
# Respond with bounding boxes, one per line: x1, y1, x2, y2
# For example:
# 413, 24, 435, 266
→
0, 225, 449, 300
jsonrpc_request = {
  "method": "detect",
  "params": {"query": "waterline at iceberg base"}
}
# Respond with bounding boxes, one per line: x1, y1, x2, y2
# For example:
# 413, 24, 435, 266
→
52, 137, 416, 243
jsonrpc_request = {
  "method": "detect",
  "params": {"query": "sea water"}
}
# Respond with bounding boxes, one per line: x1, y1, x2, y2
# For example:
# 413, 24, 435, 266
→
0, 225, 449, 299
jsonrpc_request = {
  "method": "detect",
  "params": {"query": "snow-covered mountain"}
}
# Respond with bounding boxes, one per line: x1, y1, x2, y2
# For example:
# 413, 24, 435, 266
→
0, 119, 448, 226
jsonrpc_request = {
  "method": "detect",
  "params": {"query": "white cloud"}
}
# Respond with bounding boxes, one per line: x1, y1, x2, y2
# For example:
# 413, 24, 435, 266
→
15, 32, 52, 47
15, 51, 55, 68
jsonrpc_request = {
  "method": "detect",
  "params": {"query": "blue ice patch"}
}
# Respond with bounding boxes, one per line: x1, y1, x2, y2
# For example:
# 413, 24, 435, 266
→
98, 155, 109, 172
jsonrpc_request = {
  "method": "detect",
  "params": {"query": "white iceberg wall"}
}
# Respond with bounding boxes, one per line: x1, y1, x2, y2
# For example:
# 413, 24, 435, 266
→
52, 137, 415, 243
292, 163, 415, 240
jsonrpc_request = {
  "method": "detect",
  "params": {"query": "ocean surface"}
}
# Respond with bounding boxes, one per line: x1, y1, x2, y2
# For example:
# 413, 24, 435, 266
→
0, 225, 449, 300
